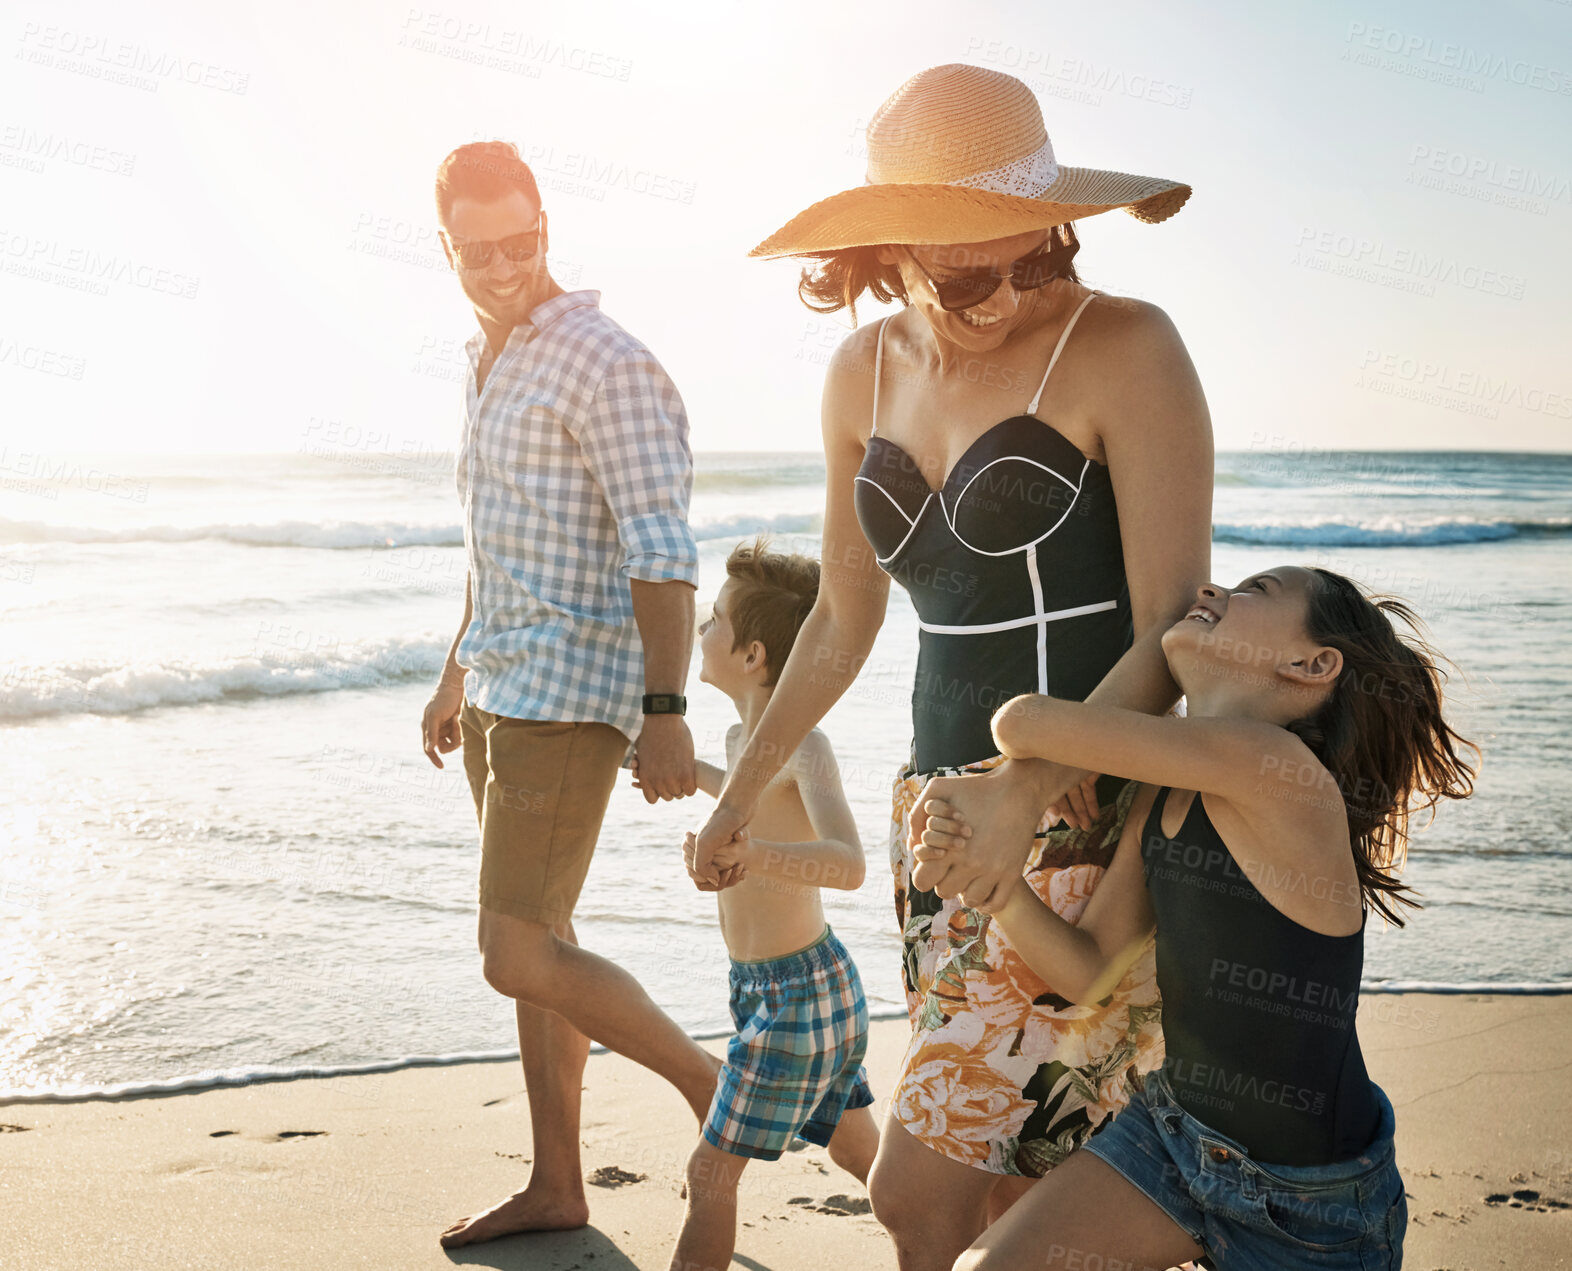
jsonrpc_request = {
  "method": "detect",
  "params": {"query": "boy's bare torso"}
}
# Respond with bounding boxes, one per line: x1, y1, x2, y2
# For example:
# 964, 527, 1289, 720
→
717, 724, 830, 963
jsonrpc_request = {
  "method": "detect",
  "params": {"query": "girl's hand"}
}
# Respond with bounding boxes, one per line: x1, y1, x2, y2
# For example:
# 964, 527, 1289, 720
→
917, 798, 972, 857
1046, 772, 1102, 830
630, 754, 644, 791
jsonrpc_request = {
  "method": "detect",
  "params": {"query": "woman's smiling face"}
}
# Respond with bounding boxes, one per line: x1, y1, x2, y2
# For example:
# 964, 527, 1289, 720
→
880, 230, 1053, 351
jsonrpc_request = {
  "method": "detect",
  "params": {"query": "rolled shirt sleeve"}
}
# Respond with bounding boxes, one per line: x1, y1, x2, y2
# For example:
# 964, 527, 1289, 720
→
575, 350, 700, 586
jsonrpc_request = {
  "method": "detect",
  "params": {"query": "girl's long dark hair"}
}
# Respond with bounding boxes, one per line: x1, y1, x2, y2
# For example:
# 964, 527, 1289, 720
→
1288, 569, 1479, 925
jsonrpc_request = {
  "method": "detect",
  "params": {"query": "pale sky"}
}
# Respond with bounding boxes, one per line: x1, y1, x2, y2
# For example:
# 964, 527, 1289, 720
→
2, 0, 1569, 454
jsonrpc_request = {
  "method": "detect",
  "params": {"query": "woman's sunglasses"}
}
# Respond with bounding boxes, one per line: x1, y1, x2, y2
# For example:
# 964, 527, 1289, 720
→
903, 226, 1079, 312
447, 219, 542, 270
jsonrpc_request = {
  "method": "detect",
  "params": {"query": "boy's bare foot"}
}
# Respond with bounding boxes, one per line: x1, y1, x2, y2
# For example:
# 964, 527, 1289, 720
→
438, 1187, 590, 1248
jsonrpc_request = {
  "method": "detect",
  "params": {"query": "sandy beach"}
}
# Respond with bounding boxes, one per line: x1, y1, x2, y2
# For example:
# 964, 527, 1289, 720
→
2, 993, 1567, 1270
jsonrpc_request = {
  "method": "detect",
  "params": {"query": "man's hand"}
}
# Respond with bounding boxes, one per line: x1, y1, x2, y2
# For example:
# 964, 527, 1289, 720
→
633, 714, 697, 803
421, 679, 465, 769
908, 759, 1081, 909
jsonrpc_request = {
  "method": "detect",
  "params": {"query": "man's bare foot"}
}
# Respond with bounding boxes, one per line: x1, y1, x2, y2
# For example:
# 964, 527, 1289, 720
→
438, 1187, 590, 1248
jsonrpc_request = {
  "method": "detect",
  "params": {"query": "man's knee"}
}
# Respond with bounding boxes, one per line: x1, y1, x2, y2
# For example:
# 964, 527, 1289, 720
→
478, 911, 559, 1001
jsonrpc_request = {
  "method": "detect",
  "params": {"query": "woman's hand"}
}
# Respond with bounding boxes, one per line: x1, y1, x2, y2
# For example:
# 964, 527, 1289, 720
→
1047, 772, 1102, 830
918, 798, 1016, 915
684, 828, 747, 891
692, 800, 754, 890
908, 758, 1080, 909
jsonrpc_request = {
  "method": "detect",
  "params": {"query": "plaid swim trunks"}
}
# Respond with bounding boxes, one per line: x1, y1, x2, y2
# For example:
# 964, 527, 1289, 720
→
702, 927, 875, 1161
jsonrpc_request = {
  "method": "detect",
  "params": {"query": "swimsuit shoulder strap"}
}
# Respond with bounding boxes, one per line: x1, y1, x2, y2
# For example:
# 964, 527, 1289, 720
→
871, 315, 895, 436
1027, 290, 1099, 417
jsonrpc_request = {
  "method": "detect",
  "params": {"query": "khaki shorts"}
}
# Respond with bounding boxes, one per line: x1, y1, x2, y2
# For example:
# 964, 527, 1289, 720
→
458, 700, 629, 926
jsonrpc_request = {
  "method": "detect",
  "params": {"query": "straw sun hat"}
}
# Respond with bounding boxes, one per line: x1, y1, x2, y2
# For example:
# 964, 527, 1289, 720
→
749, 62, 1190, 258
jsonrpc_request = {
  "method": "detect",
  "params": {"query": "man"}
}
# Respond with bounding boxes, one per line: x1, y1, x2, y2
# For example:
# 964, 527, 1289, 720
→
419, 140, 719, 1248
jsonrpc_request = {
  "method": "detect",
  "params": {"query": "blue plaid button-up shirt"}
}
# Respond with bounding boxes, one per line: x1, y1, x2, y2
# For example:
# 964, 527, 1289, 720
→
455, 289, 698, 739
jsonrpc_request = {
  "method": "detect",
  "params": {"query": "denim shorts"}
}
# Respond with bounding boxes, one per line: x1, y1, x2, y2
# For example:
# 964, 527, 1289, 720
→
1083, 1068, 1406, 1270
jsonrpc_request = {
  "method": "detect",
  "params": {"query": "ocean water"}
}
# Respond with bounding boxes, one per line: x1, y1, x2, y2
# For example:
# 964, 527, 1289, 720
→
1, 448, 1569, 1099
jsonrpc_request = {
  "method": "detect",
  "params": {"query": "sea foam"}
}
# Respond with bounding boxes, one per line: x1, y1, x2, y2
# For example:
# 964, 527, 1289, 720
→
1, 635, 448, 720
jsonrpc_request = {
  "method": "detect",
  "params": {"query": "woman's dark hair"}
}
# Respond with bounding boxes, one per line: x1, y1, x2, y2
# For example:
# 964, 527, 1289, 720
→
797, 221, 1081, 322
434, 140, 540, 225
1287, 568, 1479, 925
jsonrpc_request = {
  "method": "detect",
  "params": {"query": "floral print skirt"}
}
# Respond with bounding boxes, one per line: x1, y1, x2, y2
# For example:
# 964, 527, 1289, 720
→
888, 757, 1165, 1177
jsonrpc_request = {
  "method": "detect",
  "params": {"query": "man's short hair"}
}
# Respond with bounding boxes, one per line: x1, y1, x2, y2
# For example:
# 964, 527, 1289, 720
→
724, 538, 820, 688
434, 140, 540, 224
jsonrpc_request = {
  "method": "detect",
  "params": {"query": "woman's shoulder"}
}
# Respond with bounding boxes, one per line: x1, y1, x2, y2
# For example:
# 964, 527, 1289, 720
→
818, 312, 902, 440
1079, 290, 1184, 353
824, 312, 898, 380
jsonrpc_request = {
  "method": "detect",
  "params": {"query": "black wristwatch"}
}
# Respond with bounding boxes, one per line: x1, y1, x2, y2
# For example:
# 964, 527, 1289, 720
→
642, 693, 687, 716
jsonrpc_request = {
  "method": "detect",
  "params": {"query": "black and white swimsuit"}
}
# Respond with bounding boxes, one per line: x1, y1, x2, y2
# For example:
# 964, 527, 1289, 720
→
853, 292, 1133, 774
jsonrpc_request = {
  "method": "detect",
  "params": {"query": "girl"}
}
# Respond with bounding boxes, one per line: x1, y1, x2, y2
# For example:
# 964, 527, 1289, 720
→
915, 565, 1476, 1271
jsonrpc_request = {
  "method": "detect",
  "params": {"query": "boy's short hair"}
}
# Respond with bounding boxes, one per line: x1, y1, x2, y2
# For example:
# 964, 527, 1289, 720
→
724, 537, 820, 687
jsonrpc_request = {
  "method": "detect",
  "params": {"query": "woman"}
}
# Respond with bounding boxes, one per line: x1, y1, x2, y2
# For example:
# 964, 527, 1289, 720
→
694, 63, 1213, 1271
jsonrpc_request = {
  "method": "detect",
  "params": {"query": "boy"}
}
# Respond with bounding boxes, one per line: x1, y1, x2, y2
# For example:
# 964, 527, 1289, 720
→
639, 539, 878, 1271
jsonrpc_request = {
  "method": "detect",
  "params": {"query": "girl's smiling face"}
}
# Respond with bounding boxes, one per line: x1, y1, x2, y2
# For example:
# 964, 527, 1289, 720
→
1163, 566, 1342, 712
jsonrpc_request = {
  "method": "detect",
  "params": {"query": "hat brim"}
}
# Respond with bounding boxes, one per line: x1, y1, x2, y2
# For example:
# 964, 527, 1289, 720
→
748, 166, 1190, 258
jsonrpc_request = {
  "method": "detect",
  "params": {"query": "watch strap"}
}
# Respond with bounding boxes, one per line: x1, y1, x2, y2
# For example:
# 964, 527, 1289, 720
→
642, 693, 687, 716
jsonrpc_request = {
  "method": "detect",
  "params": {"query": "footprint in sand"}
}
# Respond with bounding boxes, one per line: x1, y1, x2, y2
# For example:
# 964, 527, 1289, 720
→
1484, 1188, 1571, 1213
0, 1125, 30, 1134
789, 1193, 872, 1216
587, 1165, 645, 1188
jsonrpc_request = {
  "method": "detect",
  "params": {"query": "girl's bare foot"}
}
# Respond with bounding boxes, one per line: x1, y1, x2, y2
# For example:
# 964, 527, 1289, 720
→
438, 1186, 590, 1248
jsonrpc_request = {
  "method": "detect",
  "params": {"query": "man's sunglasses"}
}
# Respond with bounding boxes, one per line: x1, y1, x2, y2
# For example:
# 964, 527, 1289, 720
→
903, 227, 1079, 312
447, 219, 542, 270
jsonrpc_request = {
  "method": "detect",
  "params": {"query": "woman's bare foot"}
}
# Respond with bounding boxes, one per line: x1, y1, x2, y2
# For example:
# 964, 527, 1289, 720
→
438, 1186, 590, 1248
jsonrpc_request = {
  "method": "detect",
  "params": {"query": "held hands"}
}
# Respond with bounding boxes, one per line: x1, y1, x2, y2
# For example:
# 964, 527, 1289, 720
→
690, 801, 752, 890
917, 798, 1020, 915
907, 760, 1102, 908
632, 714, 697, 804
683, 828, 748, 892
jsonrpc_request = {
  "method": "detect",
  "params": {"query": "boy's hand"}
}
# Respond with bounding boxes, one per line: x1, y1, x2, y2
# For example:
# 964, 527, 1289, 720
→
630, 754, 644, 791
